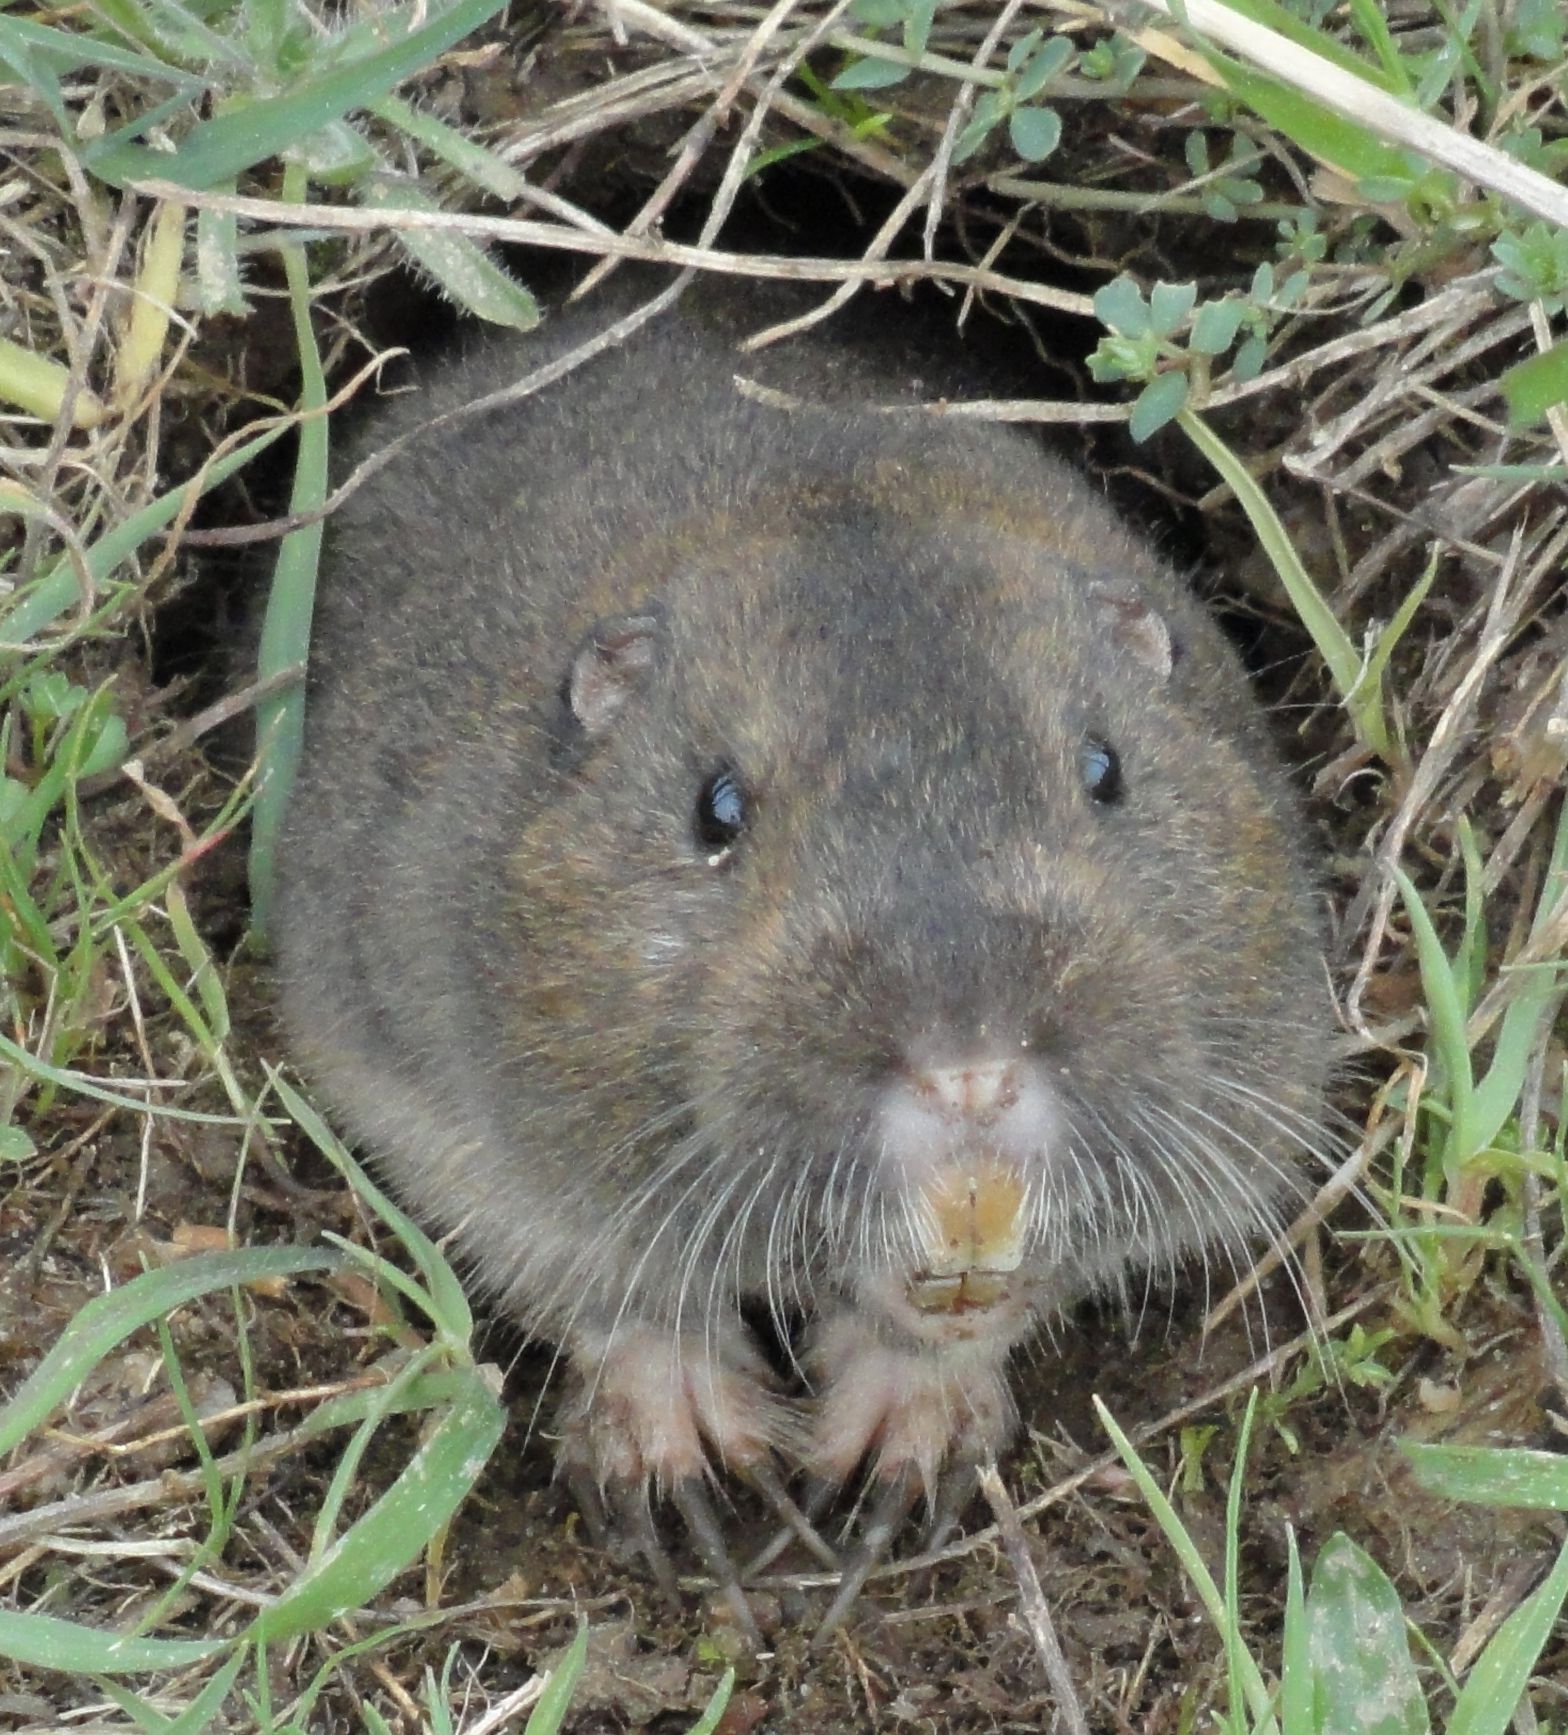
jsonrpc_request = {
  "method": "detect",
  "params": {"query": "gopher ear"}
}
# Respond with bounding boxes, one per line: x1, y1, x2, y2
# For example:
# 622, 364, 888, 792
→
566, 612, 662, 737
1088, 582, 1176, 685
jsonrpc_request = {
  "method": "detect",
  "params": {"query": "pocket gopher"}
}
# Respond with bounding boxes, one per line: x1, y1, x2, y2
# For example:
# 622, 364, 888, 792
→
274, 278, 1332, 1631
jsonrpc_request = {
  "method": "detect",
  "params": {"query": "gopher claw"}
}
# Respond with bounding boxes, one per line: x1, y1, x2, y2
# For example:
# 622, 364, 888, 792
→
554, 1324, 799, 1641
799, 1313, 1017, 1641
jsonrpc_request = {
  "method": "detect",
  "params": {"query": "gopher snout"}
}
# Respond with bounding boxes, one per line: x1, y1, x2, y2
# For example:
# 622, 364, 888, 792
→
878, 1050, 1062, 1308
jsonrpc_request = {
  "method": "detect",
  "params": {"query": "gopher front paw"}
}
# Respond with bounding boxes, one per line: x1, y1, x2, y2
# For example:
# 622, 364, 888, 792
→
805, 1311, 1017, 1496
795, 1311, 1019, 1640
553, 1322, 803, 1643
557, 1322, 789, 1496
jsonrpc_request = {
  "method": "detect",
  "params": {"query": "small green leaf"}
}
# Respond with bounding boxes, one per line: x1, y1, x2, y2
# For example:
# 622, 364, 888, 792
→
952, 91, 1004, 164
1233, 331, 1268, 380
1007, 104, 1061, 162
1129, 371, 1189, 441
1305, 1534, 1429, 1735
1015, 34, 1072, 100
1359, 173, 1418, 202
1006, 28, 1043, 74
1094, 274, 1150, 337
901, 0, 935, 58
1191, 298, 1245, 354
1148, 279, 1197, 337
849, 0, 904, 26
362, 174, 540, 330
1500, 339, 1568, 427
744, 137, 822, 178
831, 54, 908, 91
0, 1125, 36, 1163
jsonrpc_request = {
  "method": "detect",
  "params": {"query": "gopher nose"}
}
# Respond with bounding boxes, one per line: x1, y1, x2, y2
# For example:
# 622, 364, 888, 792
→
913, 1058, 1021, 1125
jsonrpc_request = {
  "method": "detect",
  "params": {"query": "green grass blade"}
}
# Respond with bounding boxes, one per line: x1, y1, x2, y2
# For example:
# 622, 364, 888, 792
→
1470, 963, 1567, 1157
1361, 557, 1435, 753
0, 1608, 224, 1675
524, 1623, 590, 1735
249, 1364, 505, 1642
0, 1030, 271, 1124
299, 1366, 481, 1441
686, 1669, 736, 1735
1094, 1397, 1277, 1728
0, 13, 207, 89
0, 1246, 340, 1457
90, 1675, 178, 1734
1472, 788, 1568, 1146
248, 173, 325, 944
1223, 1391, 1264, 1734
1344, 0, 1415, 92
98, 1645, 248, 1732
1194, 0, 1407, 91
1401, 1443, 1568, 1510
1444, 1535, 1568, 1735
1454, 818, 1487, 1014
1279, 1528, 1309, 1735
1177, 407, 1387, 760
5, 422, 285, 647
89, 0, 251, 71
1392, 866, 1475, 1173
0, 22, 70, 130
272, 1071, 475, 1341
370, 92, 529, 201
194, 194, 249, 314
1200, 49, 1414, 184
306, 1345, 444, 1559
83, 0, 511, 188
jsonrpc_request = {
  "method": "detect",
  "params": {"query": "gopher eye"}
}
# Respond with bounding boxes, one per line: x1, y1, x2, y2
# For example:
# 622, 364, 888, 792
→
694, 766, 748, 858
1079, 736, 1123, 805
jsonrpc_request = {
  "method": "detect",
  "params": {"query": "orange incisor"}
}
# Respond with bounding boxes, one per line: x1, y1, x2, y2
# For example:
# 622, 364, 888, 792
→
909, 1164, 1026, 1313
